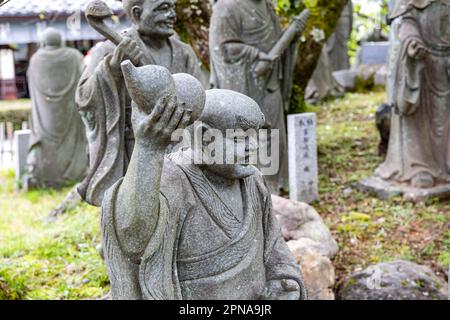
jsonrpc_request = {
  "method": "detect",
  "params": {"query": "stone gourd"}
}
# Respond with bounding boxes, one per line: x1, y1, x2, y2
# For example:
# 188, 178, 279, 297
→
121, 60, 175, 114
121, 61, 205, 124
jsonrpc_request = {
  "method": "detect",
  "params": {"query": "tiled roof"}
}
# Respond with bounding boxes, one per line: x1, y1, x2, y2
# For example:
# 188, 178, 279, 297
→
0, 0, 124, 17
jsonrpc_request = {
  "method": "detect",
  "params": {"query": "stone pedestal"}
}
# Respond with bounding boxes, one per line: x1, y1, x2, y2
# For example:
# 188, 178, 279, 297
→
287, 113, 319, 204
357, 176, 450, 202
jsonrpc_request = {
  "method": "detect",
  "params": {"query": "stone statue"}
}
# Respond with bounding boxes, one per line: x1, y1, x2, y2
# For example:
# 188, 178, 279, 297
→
359, 0, 450, 200
76, 0, 204, 206
101, 60, 307, 298
25, 28, 88, 189
304, 47, 344, 103
209, 0, 309, 194
327, 0, 353, 72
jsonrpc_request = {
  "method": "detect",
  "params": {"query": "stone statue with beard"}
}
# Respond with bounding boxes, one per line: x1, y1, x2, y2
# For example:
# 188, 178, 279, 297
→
76, 0, 204, 206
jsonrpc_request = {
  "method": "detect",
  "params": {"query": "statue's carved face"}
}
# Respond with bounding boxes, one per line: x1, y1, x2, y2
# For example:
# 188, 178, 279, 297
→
132, 0, 177, 39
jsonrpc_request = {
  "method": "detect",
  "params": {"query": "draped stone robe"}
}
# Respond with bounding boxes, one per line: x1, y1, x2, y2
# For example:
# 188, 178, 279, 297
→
209, 0, 298, 192
76, 29, 203, 206
26, 46, 87, 188
102, 150, 306, 300
376, 0, 450, 183
327, 0, 353, 72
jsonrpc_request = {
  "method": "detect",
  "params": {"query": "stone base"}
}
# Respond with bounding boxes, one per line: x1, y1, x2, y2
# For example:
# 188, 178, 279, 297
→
357, 176, 450, 202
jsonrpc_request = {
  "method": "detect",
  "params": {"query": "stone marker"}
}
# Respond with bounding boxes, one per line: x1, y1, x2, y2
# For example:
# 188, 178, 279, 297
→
13, 129, 30, 183
359, 0, 450, 202
288, 113, 319, 204
359, 42, 390, 65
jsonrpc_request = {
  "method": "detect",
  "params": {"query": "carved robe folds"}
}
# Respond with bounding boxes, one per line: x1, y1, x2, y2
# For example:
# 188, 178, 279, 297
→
101, 151, 305, 300
376, 0, 450, 185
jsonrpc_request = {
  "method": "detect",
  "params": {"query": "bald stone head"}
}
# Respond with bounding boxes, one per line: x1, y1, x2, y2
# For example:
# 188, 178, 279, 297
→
200, 89, 265, 133
42, 28, 63, 49
196, 89, 265, 180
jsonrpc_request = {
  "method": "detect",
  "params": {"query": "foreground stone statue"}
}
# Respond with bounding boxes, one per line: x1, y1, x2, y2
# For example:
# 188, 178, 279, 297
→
76, 0, 203, 206
209, 0, 309, 194
25, 28, 88, 189
359, 0, 450, 201
101, 62, 307, 298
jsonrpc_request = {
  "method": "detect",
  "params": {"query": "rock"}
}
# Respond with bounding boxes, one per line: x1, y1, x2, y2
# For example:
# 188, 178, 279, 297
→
374, 64, 388, 86
288, 240, 336, 300
272, 195, 338, 258
355, 64, 383, 89
338, 260, 448, 300
272, 195, 339, 300
333, 70, 356, 91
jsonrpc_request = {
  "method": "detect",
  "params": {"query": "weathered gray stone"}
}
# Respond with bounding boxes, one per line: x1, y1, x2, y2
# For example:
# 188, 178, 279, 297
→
358, 42, 390, 65
76, 0, 205, 207
288, 240, 336, 300
305, 47, 344, 103
272, 195, 338, 258
358, 176, 450, 202
13, 129, 30, 183
287, 113, 319, 204
101, 70, 308, 299
374, 65, 388, 86
338, 260, 448, 300
333, 70, 356, 91
25, 27, 88, 189
209, 0, 309, 194
272, 195, 338, 300
361, 0, 450, 200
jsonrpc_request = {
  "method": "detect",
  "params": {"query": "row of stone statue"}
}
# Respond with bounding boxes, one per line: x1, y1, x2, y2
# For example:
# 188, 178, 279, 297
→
23, 0, 450, 299
26, 0, 355, 192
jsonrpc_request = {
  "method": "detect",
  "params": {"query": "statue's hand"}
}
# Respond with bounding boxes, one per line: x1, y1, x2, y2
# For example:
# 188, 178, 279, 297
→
407, 40, 427, 60
132, 95, 192, 149
253, 52, 278, 77
259, 279, 300, 300
109, 37, 144, 79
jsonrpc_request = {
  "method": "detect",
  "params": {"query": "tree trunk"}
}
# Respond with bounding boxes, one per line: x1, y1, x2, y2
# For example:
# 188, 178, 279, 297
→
175, 0, 212, 69
291, 0, 350, 113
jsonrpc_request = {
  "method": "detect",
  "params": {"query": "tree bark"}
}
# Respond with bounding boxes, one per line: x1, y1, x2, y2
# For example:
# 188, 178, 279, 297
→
291, 0, 350, 113
175, 0, 212, 69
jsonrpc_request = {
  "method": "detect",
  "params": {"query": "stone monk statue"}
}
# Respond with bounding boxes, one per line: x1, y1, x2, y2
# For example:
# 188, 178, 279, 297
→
209, 0, 309, 194
25, 28, 88, 189
327, 0, 353, 72
76, 0, 203, 206
101, 79, 307, 299
374, 0, 450, 189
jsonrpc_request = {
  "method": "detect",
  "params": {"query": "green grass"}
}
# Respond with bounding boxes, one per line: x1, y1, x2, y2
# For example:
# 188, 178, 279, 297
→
310, 91, 450, 285
0, 169, 108, 300
0, 90, 448, 299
